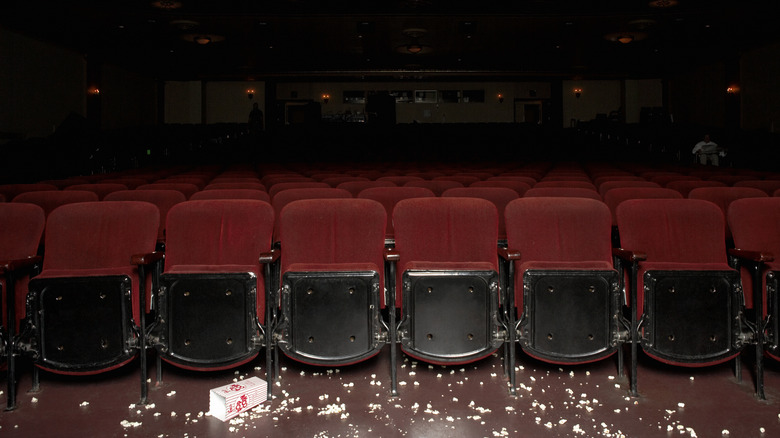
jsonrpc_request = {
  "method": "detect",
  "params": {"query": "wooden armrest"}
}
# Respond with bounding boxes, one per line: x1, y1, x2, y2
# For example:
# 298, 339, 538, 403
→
498, 247, 521, 261
613, 248, 647, 262
728, 248, 774, 263
131, 251, 164, 266
259, 248, 279, 264
385, 248, 400, 262
0, 255, 42, 275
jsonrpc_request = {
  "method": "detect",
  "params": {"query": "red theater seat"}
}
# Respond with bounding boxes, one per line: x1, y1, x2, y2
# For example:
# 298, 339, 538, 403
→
153, 200, 275, 386
616, 198, 748, 396
391, 197, 503, 375
503, 197, 620, 380
276, 198, 386, 369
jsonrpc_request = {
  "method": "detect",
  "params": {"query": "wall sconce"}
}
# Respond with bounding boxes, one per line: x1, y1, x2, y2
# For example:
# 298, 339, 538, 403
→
246, 88, 255, 100
194, 35, 212, 45
617, 35, 634, 44
726, 85, 740, 94
573, 88, 582, 98
322, 93, 331, 104
497, 93, 504, 103
88, 86, 101, 96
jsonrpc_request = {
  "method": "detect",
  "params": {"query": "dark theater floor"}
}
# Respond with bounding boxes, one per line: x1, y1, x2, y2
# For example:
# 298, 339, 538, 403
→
2, 347, 779, 438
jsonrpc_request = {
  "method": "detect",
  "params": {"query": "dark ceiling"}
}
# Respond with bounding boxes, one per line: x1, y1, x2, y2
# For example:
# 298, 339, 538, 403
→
2, 1, 779, 81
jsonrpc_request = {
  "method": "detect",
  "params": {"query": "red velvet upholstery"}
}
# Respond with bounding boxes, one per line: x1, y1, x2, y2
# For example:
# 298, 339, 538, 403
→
279, 198, 386, 303
598, 181, 661, 198
593, 175, 646, 189
650, 175, 700, 187
35, 201, 159, 323
271, 188, 352, 239
524, 187, 602, 200
666, 180, 727, 197
442, 187, 520, 241
0, 183, 59, 201
268, 182, 330, 199
136, 182, 200, 199
321, 176, 370, 187
337, 180, 396, 197
190, 189, 270, 202
64, 183, 128, 201
164, 200, 275, 324
103, 189, 187, 242
487, 176, 538, 186
504, 197, 615, 313
376, 175, 424, 186
616, 199, 732, 316
204, 182, 267, 191
533, 180, 597, 191
0, 203, 45, 330
688, 187, 768, 241
100, 178, 149, 189
12, 190, 99, 217
470, 180, 532, 196
393, 197, 499, 308
357, 186, 436, 241
734, 180, 780, 196
603, 187, 683, 226
156, 176, 208, 190
403, 180, 464, 196
434, 175, 480, 186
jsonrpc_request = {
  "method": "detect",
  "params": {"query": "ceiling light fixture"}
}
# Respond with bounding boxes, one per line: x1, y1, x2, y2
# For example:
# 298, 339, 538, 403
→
648, 0, 678, 7
194, 35, 212, 45
406, 44, 423, 54
617, 35, 634, 44
151, 1, 182, 10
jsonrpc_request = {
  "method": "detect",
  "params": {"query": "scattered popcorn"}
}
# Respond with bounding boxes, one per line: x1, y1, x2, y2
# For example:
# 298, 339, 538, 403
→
80, 401, 89, 407
166, 391, 176, 397
722, 430, 729, 435
31, 397, 38, 403
120, 420, 142, 428
678, 403, 685, 408
170, 412, 176, 417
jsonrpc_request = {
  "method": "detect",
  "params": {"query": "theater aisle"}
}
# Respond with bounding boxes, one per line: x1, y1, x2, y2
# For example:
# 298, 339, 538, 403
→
2, 349, 779, 437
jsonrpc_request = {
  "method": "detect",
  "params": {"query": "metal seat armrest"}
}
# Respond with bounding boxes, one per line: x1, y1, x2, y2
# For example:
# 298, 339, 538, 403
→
612, 248, 647, 263
498, 247, 521, 262
728, 248, 774, 264
0, 255, 42, 275
259, 248, 279, 264
130, 251, 164, 267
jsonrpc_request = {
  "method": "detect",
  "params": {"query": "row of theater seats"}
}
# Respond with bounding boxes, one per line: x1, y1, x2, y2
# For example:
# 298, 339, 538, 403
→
2, 161, 780, 409
2, 193, 779, 409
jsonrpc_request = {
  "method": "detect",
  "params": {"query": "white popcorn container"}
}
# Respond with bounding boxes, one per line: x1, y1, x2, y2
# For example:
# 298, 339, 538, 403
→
208, 376, 268, 421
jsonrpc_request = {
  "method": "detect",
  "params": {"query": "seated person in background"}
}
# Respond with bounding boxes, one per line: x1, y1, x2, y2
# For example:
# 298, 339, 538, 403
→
692, 134, 726, 166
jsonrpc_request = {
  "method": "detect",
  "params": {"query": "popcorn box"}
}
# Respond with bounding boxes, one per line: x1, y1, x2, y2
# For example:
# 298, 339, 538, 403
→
209, 376, 268, 422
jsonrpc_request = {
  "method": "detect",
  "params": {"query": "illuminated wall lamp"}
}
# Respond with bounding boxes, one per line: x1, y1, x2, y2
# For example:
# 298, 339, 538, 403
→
322, 93, 331, 104
573, 88, 582, 98
726, 85, 740, 94
246, 88, 255, 99
497, 93, 504, 103
88, 86, 101, 96
617, 35, 634, 44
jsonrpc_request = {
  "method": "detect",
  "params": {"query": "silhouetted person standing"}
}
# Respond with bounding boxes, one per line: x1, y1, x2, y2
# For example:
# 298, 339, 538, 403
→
248, 102, 264, 135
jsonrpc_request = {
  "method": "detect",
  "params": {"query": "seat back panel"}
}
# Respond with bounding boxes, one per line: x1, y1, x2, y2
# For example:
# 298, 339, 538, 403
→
400, 270, 499, 364
31, 276, 134, 373
643, 270, 740, 365
158, 273, 258, 369
522, 270, 619, 363
280, 271, 381, 365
